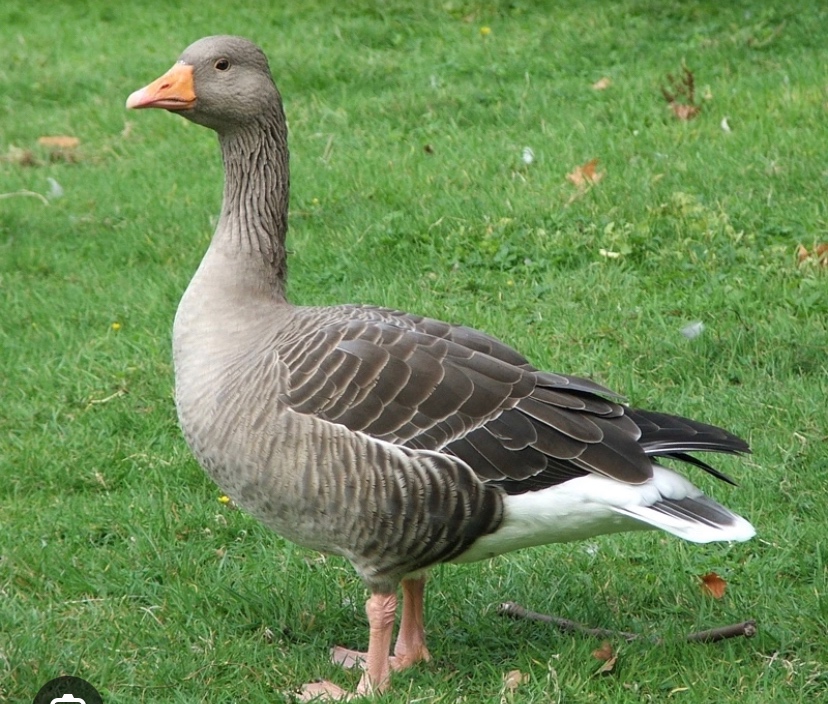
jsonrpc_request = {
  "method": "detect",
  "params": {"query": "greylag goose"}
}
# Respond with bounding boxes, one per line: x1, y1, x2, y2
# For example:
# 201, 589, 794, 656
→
127, 35, 755, 700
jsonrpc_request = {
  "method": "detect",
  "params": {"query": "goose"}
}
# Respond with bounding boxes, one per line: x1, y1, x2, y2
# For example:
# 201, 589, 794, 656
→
126, 35, 755, 700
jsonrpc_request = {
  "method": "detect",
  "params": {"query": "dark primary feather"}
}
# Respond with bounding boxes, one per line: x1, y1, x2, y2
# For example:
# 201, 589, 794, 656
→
628, 407, 751, 454
279, 304, 749, 496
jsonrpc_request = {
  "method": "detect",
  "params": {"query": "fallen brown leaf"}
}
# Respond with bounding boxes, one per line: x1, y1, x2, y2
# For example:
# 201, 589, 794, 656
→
592, 640, 615, 661
700, 572, 727, 599
662, 65, 700, 120
595, 655, 618, 675
592, 77, 612, 90
797, 243, 828, 267
38, 135, 80, 149
502, 669, 528, 691
566, 158, 604, 189
670, 103, 701, 121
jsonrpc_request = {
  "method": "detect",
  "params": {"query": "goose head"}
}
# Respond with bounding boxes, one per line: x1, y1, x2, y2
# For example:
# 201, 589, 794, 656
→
126, 35, 281, 133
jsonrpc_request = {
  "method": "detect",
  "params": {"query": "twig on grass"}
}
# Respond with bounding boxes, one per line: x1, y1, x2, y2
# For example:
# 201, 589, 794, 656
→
498, 601, 757, 644
499, 601, 640, 641
86, 389, 127, 409
684, 620, 757, 643
0, 189, 50, 205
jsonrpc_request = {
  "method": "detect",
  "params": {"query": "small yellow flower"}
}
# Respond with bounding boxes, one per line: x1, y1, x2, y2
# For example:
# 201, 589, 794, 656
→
218, 495, 231, 504
111, 322, 121, 331
480, 26, 492, 37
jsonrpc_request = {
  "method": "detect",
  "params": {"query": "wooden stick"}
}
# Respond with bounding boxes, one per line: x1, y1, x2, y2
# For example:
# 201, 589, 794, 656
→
498, 602, 640, 641
498, 602, 757, 644
685, 620, 757, 643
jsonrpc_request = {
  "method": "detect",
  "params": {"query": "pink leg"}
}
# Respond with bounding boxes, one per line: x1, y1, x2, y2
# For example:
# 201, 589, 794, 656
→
299, 592, 397, 701
392, 576, 431, 670
356, 592, 398, 695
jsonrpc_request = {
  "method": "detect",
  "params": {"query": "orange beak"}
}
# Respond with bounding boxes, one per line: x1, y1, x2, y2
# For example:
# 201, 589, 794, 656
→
126, 63, 196, 111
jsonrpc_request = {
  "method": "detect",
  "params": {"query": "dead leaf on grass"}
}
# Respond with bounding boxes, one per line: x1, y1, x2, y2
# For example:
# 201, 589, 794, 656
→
797, 243, 828, 267
662, 65, 700, 121
596, 656, 617, 675
38, 135, 80, 149
700, 572, 728, 599
591, 642, 618, 676
592, 641, 615, 661
592, 640, 618, 675
37, 136, 82, 163
566, 158, 604, 189
670, 103, 701, 121
592, 77, 612, 90
502, 669, 529, 691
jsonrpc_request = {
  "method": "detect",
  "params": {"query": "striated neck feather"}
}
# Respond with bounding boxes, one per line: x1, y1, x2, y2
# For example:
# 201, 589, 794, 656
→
215, 108, 290, 299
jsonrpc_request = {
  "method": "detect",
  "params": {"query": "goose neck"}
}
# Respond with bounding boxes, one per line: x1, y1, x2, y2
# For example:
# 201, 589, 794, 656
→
216, 112, 290, 295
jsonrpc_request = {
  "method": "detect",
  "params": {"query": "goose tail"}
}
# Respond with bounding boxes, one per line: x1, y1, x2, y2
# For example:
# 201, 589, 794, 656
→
611, 465, 755, 543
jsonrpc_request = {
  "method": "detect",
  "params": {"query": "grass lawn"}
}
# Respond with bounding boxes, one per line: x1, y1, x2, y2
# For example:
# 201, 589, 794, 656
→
2, 0, 827, 701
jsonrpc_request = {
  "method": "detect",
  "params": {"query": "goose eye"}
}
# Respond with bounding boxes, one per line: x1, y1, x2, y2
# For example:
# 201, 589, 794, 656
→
214, 58, 230, 71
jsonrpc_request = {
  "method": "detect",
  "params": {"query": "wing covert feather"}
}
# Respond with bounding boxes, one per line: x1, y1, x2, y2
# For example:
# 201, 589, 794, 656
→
276, 304, 746, 495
